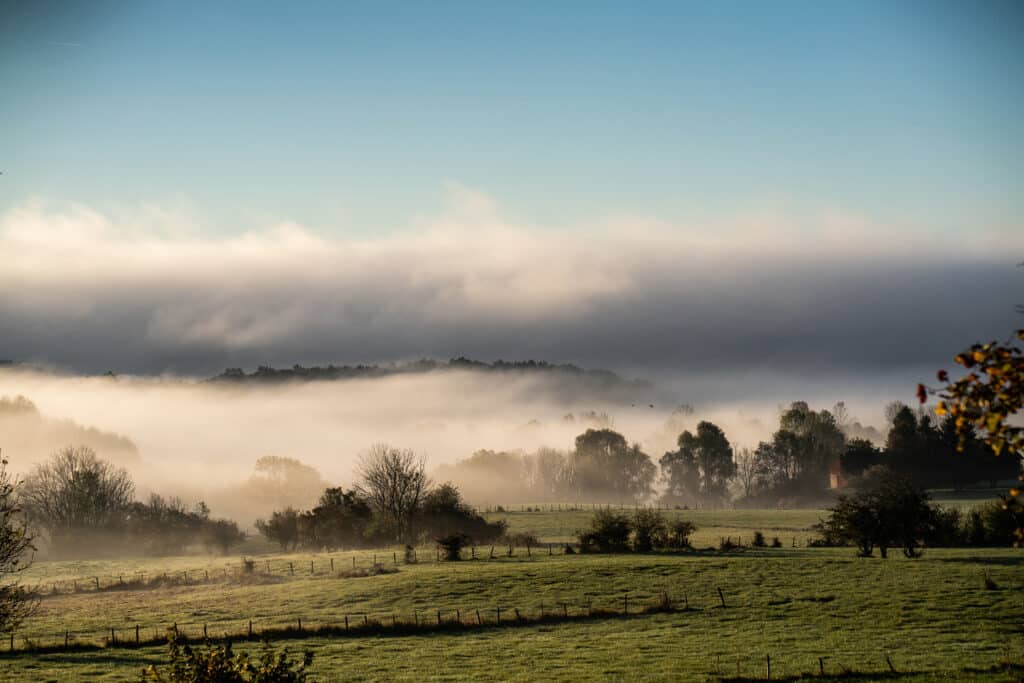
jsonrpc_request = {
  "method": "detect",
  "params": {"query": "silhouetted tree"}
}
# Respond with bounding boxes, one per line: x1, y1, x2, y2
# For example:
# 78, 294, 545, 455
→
659, 421, 734, 505
357, 445, 428, 543
255, 507, 300, 551
572, 429, 655, 503
19, 445, 134, 553
0, 454, 36, 632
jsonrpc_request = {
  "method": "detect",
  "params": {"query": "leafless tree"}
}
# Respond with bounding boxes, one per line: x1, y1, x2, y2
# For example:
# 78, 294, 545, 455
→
732, 446, 760, 500
356, 444, 428, 543
0, 452, 37, 632
18, 445, 134, 550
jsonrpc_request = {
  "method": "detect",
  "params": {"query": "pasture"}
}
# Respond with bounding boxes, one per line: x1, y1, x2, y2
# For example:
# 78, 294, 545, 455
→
1, 507, 1021, 681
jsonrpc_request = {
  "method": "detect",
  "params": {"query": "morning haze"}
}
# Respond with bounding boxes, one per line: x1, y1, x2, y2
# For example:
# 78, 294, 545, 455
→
0, 1, 1021, 680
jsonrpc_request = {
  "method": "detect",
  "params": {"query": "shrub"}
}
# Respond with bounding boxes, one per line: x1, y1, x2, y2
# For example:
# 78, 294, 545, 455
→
501, 532, 540, 548
664, 519, 696, 549
752, 531, 766, 548
578, 509, 631, 553
436, 533, 470, 561
770, 536, 782, 548
632, 508, 666, 552
141, 634, 313, 682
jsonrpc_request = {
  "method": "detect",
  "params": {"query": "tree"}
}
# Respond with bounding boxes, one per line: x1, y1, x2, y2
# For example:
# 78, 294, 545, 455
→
18, 445, 134, 553
731, 447, 761, 500
922, 329, 1024, 542
418, 483, 506, 544
660, 421, 735, 505
572, 429, 655, 503
840, 438, 882, 479
245, 456, 326, 510
0, 454, 36, 633
299, 488, 373, 550
754, 402, 844, 496
255, 507, 300, 551
356, 444, 428, 543
201, 519, 246, 555
817, 467, 937, 558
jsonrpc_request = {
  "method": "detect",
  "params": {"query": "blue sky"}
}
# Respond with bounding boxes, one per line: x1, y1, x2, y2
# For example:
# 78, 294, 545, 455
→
2, 0, 1022, 235
1, 1, 1022, 379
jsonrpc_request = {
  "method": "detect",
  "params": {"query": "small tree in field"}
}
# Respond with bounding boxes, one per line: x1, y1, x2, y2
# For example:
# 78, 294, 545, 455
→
201, 519, 246, 555
0, 454, 36, 632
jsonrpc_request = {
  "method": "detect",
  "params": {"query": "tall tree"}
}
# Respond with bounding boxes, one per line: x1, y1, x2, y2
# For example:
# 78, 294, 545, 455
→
0, 454, 36, 633
572, 429, 655, 503
660, 421, 735, 504
18, 445, 134, 553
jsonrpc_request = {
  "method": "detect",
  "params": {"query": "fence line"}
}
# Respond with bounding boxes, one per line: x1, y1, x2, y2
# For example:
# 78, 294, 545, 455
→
4, 587, 697, 655
32, 542, 580, 597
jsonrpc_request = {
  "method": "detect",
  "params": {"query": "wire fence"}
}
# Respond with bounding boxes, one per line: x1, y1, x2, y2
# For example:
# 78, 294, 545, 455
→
6, 587, 682, 655
30, 541, 584, 598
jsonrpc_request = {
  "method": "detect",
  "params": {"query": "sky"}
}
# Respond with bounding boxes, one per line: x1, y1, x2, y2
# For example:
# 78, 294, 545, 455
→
1, 1, 1023, 390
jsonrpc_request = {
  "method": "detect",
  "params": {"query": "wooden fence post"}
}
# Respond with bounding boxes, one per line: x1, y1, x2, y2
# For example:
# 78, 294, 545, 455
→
203, 624, 207, 639
136, 624, 140, 644
766, 654, 771, 680
344, 615, 349, 631
289, 562, 294, 575
496, 607, 500, 623
476, 609, 482, 625
65, 630, 69, 648
248, 620, 253, 638
717, 587, 726, 608
623, 594, 628, 614
310, 560, 314, 575
330, 558, 334, 571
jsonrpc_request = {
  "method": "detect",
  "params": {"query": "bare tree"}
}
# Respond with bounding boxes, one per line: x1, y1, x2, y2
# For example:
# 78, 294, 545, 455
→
356, 444, 428, 543
19, 445, 134, 551
0, 452, 37, 632
732, 446, 760, 500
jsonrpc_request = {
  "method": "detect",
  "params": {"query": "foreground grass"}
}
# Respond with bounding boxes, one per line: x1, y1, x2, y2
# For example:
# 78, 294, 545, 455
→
3, 546, 1022, 681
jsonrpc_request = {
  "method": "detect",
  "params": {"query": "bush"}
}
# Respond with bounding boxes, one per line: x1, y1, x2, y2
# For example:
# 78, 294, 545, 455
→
664, 519, 696, 549
770, 536, 782, 548
752, 531, 766, 548
141, 634, 313, 682
632, 508, 666, 552
501, 532, 540, 548
436, 533, 470, 561
578, 509, 632, 553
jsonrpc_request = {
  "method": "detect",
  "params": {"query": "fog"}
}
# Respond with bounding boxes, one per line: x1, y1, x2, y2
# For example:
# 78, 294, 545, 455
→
0, 363, 902, 516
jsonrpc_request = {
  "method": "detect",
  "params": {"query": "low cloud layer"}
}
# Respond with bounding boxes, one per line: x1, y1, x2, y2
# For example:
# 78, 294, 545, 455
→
1, 188, 1020, 384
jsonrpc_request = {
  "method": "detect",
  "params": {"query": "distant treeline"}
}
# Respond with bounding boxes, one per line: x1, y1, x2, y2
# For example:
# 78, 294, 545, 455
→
208, 358, 654, 401
437, 401, 1022, 508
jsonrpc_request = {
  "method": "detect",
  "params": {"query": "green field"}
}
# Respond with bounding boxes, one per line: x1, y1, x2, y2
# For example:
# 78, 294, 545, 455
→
1, 508, 1022, 681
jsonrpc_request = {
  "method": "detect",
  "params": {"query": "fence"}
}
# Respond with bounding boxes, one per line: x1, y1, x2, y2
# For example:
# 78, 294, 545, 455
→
33, 541, 579, 597
6, 587, 684, 655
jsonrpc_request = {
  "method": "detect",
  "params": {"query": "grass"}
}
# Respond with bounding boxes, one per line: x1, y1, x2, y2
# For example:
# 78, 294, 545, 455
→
2, 507, 1021, 681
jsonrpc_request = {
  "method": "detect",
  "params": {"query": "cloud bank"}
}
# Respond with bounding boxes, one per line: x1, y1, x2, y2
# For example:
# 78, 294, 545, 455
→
1, 187, 1020, 385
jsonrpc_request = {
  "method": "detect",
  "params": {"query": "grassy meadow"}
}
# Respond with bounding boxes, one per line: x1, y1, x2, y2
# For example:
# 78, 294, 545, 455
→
1, 506, 1021, 682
